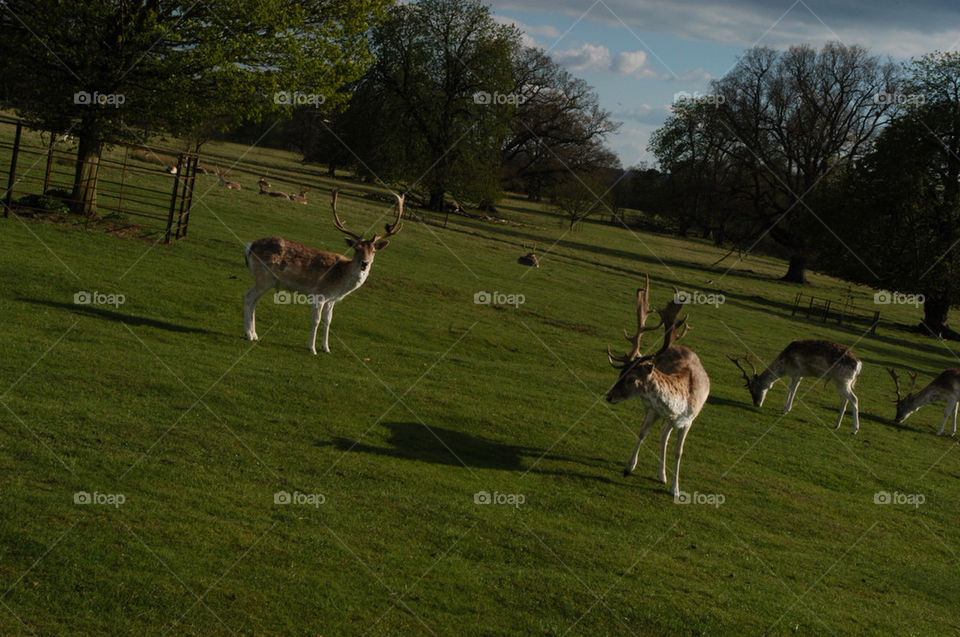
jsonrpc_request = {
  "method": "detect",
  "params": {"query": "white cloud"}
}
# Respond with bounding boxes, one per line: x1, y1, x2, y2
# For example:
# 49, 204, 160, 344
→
491, 14, 562, 48
554, 43, 661, 78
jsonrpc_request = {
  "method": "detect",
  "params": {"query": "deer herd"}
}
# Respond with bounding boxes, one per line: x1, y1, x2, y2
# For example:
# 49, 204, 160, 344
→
232, 176, 959, 498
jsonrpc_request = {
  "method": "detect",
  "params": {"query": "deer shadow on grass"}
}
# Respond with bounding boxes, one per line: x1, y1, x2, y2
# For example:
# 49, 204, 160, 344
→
317, 421, 629, 486
19, 298, 215, 334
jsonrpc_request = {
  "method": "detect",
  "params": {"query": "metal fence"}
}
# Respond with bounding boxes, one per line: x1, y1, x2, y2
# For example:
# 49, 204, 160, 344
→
0, 116, 197, 242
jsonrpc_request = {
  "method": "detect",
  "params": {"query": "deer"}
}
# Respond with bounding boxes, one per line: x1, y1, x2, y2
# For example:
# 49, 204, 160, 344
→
290, 188, 310, 204
243, 188, 403, 354
728, 339, 862, 434
517, 245, 539, 267
166, 165, 178, 175
258, 181, 290, 200
215, 166, 242, 190
888, 368, 960, 435
605, 275, 710, 498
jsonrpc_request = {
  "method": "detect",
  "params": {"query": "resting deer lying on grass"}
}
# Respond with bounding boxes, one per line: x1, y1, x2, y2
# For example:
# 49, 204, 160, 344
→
889, 368, 960, 435
243, 189, 403, 354
215, 166, 241, 190
605, 275, 710, 497
728, 339, 862, 434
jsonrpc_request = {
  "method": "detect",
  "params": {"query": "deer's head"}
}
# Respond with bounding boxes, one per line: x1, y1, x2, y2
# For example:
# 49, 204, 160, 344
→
605, 275, 689, 404
727, 355, 766, 406
888, 368, 918, 423
330, 189, 403, 271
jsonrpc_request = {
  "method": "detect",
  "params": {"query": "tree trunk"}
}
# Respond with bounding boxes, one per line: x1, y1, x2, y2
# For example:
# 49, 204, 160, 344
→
71, 132, 103, 218
781, 254, 808, 283
917, 296, 960, 339
428, 187, 445, 212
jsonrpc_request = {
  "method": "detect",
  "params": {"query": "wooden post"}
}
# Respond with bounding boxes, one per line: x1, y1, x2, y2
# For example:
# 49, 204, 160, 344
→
4, 122, 22, 217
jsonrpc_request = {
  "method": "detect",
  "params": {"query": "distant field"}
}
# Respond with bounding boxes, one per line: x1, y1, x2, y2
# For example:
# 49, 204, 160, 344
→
2, 132, 959, 635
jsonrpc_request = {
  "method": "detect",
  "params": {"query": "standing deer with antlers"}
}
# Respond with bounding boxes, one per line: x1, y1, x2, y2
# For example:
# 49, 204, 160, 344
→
243, 189, 403, 354
728, 340, 862, 434
888, 368, 960, 435
605, 275, 710, 497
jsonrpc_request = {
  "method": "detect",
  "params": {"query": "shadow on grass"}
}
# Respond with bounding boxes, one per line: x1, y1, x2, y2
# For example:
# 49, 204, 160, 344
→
318, 421, 628, 485
20, 297, 215, 334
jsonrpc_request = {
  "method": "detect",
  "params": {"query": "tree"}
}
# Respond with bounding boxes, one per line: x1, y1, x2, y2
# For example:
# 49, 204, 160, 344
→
707, 43, 899, 281
356, 0, 520, 210
0, 0, 388, 215
813, 51, 960, 338
502, 47, 620, 201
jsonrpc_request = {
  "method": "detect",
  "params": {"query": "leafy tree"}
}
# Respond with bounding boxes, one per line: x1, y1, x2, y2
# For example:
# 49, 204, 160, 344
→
0, 0, 388, 215
813, 51, 960, 338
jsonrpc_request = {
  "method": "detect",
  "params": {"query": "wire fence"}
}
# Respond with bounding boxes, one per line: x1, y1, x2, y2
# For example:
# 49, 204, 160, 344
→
0, 116, 197, 242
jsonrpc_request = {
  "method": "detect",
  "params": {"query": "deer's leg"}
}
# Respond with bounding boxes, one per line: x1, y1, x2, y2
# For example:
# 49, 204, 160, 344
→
952, 402, 958, 437
834, 398, 848, 430
624, 409, 658, 477
243, 278, 272, 341
657, 421, 673, 484
782, 376, 802, 414
320, 301, 335, 353
309, 300, 324, 355
840, 384, 859, 434
671, 424, 692, 498
936, 401, 955, 436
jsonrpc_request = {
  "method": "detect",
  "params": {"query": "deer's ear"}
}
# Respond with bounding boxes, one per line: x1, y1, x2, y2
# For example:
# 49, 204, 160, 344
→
374, 240, 389, 251
344, 237, 357, 249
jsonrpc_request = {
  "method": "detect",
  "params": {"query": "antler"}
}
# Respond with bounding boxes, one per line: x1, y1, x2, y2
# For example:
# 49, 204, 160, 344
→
728, 354, 757, 381
372, 193, 404, 241
607, 274, 663, 365
330, 188, 363, 241
887, 368, 917, 401
655, 290, 689, 352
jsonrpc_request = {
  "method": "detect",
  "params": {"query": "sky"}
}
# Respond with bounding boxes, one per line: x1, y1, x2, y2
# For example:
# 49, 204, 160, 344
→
487, 0, 960, 167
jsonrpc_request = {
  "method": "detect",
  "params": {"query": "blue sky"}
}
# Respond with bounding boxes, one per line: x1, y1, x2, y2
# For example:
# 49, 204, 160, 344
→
488, 0, 960, 167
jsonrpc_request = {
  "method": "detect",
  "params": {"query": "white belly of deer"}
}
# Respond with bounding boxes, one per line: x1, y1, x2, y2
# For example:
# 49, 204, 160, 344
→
642, 391, 689, 423
319, 266, 369, 302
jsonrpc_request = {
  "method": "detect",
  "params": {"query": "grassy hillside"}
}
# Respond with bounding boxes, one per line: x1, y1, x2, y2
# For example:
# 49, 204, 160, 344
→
2, 136, 959, 635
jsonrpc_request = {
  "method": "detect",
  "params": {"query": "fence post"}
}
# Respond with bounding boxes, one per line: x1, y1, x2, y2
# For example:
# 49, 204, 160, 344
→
43, 133, 55, 194
164, 164, 180, 244
4, 121, 23, 217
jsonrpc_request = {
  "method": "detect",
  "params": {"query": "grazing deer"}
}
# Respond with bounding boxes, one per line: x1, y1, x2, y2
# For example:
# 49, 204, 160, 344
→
243, 189, 403, 354
517, 245, 539, 267
215, 166, 242, 190
290, 188, 310, 204
888, 368, 960, 435
606, 275, 710, 497
728, 340, 862, 434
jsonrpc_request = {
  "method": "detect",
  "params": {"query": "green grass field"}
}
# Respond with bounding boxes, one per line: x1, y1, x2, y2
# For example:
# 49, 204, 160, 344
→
2, 135, 960, 635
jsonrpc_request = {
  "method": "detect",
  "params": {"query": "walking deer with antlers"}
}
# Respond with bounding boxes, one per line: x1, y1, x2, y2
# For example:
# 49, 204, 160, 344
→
888, 368, 960, 435
728, 340, 862, 434
605, 275, 710, 497
243, 189, 403, 354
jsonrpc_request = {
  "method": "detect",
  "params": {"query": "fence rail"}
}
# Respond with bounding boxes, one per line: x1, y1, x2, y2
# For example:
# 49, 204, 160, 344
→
0, 116, 196, 242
